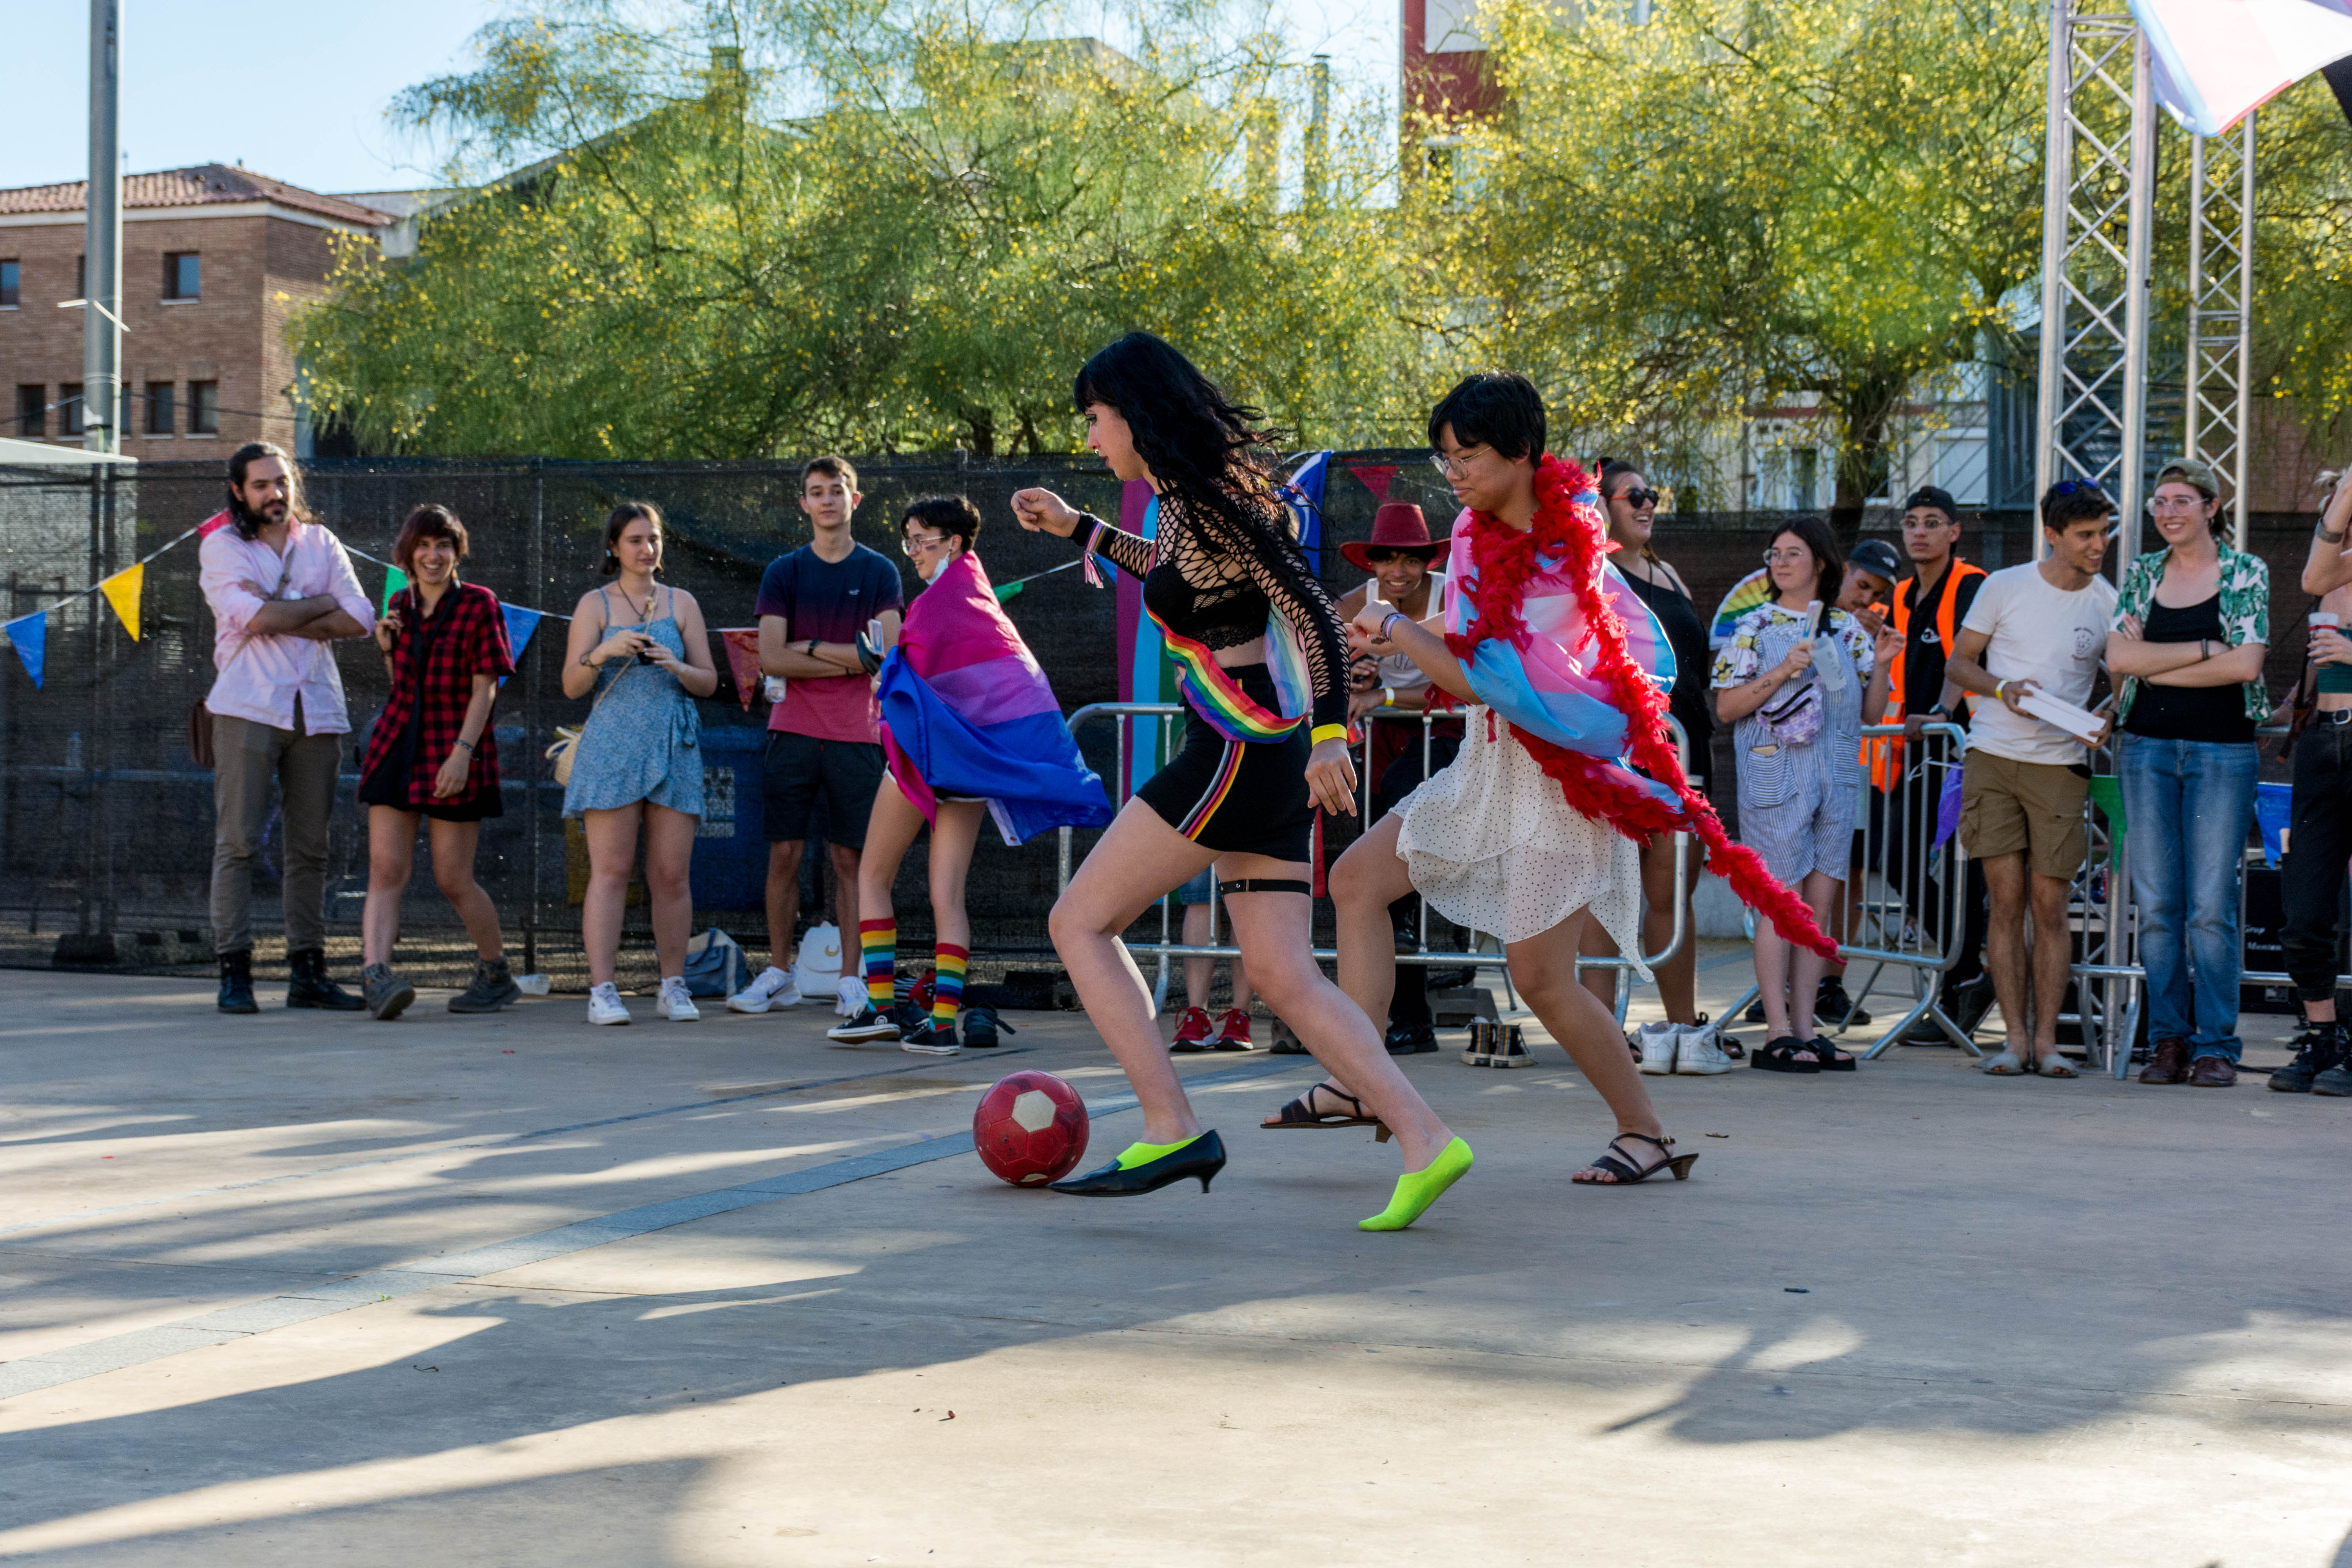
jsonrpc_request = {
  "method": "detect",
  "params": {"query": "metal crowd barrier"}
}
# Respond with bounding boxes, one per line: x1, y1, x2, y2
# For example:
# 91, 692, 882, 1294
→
1053, 703, 1692, 1016
2071, 725, 2352, 1080
1714, 722, 1976, 1058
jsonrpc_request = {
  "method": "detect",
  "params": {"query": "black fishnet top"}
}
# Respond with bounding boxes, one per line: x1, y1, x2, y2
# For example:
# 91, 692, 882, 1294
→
1076, 486, 1350, 731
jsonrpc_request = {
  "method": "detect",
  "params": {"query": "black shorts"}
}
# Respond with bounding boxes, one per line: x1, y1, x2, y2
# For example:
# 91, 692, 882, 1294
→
1134, 665, 1315, 862
762, 730, 884, 848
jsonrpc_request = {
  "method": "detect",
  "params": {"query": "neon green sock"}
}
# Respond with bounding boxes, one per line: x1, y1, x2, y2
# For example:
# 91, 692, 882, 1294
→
1359, 1137, 1474, 1232
1114, 1133, 1207, 1170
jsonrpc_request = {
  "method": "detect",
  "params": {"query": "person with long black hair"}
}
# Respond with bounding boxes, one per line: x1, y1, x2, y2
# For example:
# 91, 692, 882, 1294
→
1010, 332, 1472, 1231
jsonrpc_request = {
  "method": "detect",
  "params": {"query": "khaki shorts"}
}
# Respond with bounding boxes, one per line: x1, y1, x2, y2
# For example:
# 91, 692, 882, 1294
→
1959, 748, 2089, 880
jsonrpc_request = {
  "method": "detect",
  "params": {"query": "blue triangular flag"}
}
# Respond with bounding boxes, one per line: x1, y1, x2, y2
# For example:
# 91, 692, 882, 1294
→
1281, 450, 1331, 564
501, 604, 543, 664
4, 610, 45, 689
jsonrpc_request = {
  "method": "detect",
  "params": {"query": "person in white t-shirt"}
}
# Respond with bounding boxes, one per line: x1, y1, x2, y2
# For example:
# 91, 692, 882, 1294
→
1944, 483, 2119, 1077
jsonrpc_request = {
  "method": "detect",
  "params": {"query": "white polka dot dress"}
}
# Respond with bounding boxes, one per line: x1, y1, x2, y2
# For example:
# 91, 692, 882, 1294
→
1392, 707, 1648, 972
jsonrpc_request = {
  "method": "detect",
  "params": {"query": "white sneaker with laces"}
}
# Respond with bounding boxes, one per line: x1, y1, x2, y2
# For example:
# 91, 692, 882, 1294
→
657, 977, 700, 1022
726, 965, 801, 1014
587, 982, 631, 1026
1633, 1020, 1680, 1075
835, 975, 866, 1017
1674, 1022, 1733, 1074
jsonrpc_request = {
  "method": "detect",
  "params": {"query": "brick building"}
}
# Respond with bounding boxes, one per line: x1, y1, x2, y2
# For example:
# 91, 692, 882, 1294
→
0, 165, 388, 456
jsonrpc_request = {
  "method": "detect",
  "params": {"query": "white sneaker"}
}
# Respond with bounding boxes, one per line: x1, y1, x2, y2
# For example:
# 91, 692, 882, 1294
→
726, 965, 801, 1014
587, 982, 631, 1026
657, 977, 700, 1022
835, 975, 866, 1017
1674, 1022, 1733, 1074
1633, 1020, 1680, 1075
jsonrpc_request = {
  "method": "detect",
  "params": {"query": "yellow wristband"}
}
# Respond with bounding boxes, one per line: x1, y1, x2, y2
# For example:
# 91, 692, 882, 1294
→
1380, 688, 1396, 707
1310, 723, 1348, 745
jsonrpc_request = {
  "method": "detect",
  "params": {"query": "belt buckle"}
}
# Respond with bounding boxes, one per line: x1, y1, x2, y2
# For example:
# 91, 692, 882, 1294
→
2328, 707, 2352, 726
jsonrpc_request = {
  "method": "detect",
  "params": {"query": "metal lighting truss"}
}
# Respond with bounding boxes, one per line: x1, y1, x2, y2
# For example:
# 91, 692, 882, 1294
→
2033, 5, 2158, 566
2186, 114, 2257, 550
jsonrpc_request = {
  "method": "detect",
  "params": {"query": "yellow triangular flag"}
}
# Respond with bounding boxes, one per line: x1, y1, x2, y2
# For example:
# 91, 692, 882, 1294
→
99, 563, 143, 641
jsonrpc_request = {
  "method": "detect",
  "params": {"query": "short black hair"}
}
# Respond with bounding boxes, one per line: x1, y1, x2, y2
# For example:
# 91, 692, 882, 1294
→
1768, 517, 1844, 609
802, 455, 858, 494
2040, 480, 2114, 534
904, 494, 982, 553
1427, 372, 1546, 464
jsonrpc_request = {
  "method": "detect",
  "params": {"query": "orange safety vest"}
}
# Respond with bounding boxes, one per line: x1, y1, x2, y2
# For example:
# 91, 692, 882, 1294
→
1862, 557, 1987, 791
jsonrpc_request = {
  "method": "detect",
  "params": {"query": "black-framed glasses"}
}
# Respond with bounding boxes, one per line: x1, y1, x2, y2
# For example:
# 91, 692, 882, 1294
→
1612, 487, 1661, 509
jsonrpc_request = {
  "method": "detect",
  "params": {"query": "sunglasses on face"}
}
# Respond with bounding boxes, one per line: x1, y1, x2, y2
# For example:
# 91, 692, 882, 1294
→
1613, 488, 1661, 509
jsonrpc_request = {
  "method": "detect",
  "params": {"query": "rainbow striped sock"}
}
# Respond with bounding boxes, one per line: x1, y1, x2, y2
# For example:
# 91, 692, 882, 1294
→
932, 944, 967, 1025
860, 919, 896, 1008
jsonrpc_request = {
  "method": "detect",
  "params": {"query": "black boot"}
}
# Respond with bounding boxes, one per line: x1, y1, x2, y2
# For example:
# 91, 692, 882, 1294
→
286, 946, 364, 1011
218, 949, 258, 1015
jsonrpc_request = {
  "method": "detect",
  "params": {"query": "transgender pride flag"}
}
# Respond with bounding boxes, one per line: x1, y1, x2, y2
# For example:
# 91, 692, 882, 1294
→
2131, 0, 2352, 134
877, 550, 1113, 847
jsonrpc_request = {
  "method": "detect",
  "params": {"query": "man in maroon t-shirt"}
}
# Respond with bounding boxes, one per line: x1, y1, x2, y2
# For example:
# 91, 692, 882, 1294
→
727, 457, 906, 1014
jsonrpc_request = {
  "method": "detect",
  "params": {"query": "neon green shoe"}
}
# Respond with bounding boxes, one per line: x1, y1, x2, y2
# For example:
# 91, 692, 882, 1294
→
1359, 1137, 1474, 1231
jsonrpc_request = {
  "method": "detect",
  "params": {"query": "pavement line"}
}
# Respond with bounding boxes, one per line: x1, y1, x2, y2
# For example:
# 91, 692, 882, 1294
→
0, 1055, 1308, 1401
0, 1047, 1034, 1243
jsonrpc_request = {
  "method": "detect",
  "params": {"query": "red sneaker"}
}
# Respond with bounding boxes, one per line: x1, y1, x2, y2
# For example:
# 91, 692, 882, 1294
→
1170, 1005, 1214, 1053
1211, 1008, 1254, 1050
910, 970, 936, 1015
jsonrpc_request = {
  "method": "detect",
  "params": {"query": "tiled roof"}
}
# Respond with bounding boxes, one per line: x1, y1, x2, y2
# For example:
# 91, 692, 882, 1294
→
0, 165, 392, 226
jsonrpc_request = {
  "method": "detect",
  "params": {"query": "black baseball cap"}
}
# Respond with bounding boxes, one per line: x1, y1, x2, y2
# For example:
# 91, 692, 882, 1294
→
1902, 485, 1958, 520
1847, 538, 1904, 582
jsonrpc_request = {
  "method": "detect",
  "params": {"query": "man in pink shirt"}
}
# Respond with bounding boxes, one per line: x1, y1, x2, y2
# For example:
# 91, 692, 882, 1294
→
197, 443, 374, 1013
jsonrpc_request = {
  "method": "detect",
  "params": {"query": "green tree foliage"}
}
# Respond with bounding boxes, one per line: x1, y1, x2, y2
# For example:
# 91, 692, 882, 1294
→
294, 0, 1416, 458
1435, 0, 2048, 528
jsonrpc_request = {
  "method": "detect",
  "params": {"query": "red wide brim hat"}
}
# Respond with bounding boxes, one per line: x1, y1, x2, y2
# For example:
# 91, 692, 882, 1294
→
1340, 502, 1444, 572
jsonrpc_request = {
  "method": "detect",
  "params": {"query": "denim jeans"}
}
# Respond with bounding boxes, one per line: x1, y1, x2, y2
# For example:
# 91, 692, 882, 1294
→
2118, 734, 2259, 1060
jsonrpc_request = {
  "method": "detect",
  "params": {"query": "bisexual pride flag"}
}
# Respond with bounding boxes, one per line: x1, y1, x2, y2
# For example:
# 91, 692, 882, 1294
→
877, 550, 1112, 847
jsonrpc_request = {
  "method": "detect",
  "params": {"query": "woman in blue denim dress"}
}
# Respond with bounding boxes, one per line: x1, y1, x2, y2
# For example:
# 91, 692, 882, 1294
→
561, 502, 719, 1026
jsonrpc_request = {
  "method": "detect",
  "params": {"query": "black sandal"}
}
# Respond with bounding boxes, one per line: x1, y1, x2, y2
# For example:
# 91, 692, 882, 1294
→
1749, 1035, 1822, 1074
1809, 1034, 1857, 1072
1573, 1131, 1698, 1185
1260, 1082, 1393, 1141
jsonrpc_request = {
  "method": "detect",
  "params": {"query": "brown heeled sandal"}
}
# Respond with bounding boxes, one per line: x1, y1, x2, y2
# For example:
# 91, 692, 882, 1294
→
1572, 1131, 1698, 1185
1260, 1082, 1393, 1141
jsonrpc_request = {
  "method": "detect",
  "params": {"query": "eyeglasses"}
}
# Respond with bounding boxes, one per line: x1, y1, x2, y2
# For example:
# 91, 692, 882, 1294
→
1612, 488, 1661, 509
1762, 548, 1813, 565
1428, 445, 1488, 477
902, 533, 951, 557
2148, 496, 2212, 513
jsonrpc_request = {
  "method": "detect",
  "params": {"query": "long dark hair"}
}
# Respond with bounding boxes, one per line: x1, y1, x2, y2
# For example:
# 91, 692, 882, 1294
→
1596, 457, 1658, 568
1768, 516, 1844, 608
1073, 332, 1296, 550
601, 501, 662, 577
224, 441, 309, 541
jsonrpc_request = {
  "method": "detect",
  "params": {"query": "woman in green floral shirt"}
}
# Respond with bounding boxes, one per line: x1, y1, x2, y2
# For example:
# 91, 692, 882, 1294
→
2107, 459, 2270, 1087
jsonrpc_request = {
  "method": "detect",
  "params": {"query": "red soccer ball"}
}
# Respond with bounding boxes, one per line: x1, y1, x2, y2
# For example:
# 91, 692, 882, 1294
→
972, 1071, 1089, 1187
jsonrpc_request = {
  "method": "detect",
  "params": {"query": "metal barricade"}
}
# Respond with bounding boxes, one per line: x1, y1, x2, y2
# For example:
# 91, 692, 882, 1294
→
1053, 702, 1699, 1020
1715, 722, 1976, 1058
2072, 726, 2352, 1080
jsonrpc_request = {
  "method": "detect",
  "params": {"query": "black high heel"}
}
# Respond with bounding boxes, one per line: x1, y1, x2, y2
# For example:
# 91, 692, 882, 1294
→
1049, 1130, 1227, 1196
1572, 1132, 1698, 1185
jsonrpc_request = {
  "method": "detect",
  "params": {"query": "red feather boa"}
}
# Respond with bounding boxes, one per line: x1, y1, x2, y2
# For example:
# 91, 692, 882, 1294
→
1445, 456, 1837, 958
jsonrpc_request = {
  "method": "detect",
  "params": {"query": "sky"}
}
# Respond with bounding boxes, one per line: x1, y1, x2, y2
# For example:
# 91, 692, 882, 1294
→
0, 0, 1400, 196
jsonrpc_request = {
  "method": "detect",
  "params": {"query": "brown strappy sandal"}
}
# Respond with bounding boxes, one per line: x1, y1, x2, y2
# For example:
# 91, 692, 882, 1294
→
1571, 1131, 1698, 1185
1260, 1082, 1393, 1141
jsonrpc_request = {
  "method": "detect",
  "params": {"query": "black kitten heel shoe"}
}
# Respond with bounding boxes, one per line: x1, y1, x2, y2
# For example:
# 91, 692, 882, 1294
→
1049, 1130, 1227, 1196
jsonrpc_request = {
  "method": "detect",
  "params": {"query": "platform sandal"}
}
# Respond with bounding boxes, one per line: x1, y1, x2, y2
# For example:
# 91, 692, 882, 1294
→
1808, 1034, 1857, 1072
1749, 1035, 1822, 1074
1261, 1082, 1393, 1141
1571, 1131, 1699, 1186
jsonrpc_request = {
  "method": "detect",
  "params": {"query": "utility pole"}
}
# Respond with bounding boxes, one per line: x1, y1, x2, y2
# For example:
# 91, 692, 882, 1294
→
84, 0, 123, 455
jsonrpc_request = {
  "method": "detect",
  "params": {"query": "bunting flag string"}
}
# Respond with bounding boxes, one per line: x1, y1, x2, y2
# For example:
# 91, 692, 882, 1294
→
3, 612, 45, 688
100, 564, 144, 642
1346, 463, 1398, 503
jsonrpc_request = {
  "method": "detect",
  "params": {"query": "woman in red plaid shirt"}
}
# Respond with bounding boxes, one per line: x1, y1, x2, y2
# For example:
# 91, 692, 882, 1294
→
356, 505, 519, 1020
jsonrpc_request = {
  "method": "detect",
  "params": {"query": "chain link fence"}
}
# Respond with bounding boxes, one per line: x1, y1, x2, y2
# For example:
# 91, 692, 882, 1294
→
0, 449, 2327, 993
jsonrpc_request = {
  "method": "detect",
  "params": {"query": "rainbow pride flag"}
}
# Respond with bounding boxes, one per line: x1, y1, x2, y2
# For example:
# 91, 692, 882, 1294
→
877, 551, 1112, 846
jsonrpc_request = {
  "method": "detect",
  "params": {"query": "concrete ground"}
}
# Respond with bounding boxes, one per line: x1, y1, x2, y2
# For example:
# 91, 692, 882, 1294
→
0, 949, 2345, 1567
